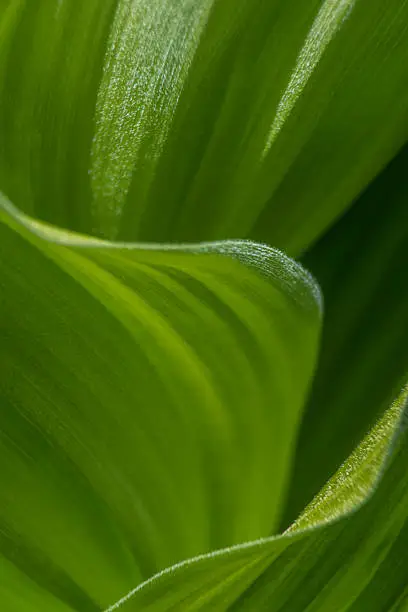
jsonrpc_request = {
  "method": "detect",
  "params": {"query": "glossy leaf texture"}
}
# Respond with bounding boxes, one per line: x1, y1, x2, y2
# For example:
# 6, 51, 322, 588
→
281, 142, 408, 526
0, 195, 321, 610
107, 389, 408, 611
1, 0, 408, 251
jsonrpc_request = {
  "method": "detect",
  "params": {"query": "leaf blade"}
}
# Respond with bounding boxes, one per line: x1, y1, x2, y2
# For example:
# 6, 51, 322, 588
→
0, 195, 321, 608
282, 142, 408, 526
111, 389, 408, 611
2, 0, 408, 251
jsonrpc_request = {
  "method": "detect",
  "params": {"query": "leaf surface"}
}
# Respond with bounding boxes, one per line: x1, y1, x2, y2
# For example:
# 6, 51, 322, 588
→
282, 143, 408, 526
1, 1, 408, 252
111, 389, 408, 611
0, 195, 321, 609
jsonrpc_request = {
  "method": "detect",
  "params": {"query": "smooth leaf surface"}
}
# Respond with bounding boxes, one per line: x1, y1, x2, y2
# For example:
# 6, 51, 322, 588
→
0, 195, 321, 610
282, 142, 408, 526
0, 0, 116, 233
112, 389, 408, 611
1, 0, 408, 252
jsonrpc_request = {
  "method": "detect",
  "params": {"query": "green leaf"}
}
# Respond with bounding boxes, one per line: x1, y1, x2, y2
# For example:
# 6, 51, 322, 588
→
249, 0, 408, 254
0, 194, 321, 609
111, 388, 408, 611
2, 1, 408, 251
2, 1, 408, 610
0, 0, 116, 232
282, 142, 408, 526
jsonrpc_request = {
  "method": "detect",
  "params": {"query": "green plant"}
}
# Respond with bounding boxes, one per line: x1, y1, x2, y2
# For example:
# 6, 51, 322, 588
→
1, 1, 408, 610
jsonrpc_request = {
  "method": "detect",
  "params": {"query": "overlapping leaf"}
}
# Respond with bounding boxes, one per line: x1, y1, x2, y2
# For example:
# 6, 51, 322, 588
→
282, 143, 408, 526
0, 195, 321, 609
111, 389, 408, 611
1, 0, 408, 250
1, 0, 408, 610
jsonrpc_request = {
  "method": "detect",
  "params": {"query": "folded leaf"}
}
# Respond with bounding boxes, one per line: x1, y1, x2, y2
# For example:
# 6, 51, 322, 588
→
0, 195, 321, 609
111, 388, 408, 611
282, 143, 408, 526
2, 1, 408, 252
